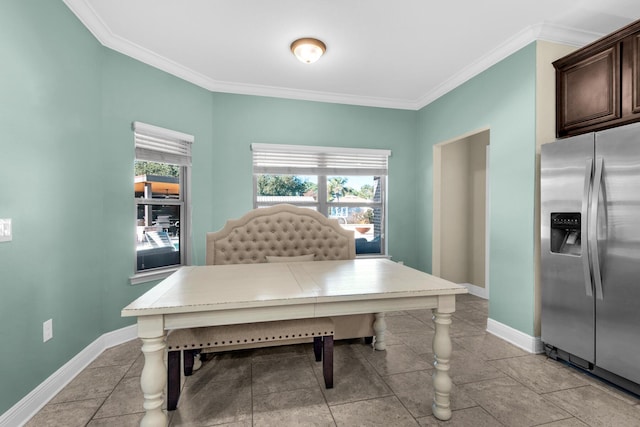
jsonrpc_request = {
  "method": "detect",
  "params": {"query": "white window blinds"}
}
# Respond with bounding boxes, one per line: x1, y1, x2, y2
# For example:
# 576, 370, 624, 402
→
251, 143, 391, 176
133, 121, 194, 166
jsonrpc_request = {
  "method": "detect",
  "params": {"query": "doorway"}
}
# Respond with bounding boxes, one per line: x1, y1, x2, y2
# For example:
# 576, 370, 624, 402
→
432, 129, 490, 298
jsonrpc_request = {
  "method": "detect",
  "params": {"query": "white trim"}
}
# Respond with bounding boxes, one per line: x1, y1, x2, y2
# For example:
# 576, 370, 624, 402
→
251, 143, 391, 157
414, 23, 600, 108
132, 121, 194, 144
130, 266, 179, 285
0, 325, 137, 427
60, 2, 605, 110
485, 144, 491, 298
486, 318, 544, 354
459, 282, 489, 300
251, 143, 391, 176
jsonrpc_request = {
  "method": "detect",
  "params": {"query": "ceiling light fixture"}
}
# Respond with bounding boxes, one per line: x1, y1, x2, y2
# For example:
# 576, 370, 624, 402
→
290, 38, 326, 64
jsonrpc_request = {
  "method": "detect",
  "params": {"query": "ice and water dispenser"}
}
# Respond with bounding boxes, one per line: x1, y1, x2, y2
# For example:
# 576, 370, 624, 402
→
550, 213, 581, 256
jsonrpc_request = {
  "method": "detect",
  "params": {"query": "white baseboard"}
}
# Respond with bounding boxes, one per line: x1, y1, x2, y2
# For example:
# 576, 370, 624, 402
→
459, 282, 489, 299
456, 284, 542, 354
486, 318, 543, 354
0, 324, 137, 427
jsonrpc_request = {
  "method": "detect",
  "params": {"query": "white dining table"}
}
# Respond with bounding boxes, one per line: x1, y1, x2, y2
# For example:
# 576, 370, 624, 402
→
122, 258, 467, 426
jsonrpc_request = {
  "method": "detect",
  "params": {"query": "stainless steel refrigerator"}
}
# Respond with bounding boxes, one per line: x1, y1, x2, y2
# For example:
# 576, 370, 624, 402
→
541, 122, 640, 395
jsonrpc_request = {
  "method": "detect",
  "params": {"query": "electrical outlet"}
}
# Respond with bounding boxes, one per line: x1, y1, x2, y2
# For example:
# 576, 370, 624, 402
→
0, 218, 11, 242
43, 319, 53, 342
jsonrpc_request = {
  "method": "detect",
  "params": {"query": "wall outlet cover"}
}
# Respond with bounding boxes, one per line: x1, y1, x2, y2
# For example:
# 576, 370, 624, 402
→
0, 218, 11, 242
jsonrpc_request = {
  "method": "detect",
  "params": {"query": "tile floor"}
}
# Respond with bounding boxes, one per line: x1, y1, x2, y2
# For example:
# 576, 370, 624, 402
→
26, 294, 640, 426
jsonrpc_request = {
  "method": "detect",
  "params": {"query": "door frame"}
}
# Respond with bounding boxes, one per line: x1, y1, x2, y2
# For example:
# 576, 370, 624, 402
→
432, 127, 490, 298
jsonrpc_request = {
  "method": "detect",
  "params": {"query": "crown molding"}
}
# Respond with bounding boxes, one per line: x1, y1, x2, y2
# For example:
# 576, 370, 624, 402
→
64, 0, 604, 111
414, 23, 602, 109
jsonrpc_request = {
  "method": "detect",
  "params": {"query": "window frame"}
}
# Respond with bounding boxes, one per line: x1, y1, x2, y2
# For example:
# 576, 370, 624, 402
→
251, 143, 390, 257
130, 122, 193, 284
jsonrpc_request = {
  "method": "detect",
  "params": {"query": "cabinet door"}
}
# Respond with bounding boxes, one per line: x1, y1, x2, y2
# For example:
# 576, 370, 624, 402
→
556, 45, 620, 137
626, 33, 640, 115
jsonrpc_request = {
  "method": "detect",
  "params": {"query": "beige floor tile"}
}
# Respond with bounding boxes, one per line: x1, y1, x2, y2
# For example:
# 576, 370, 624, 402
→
185, 353, 251, 387
405, 309, 436, 326
253, 387, 335, 426
49, 365, 129, 404
416, 415, 441, 426
452, 308, 488, 325
359, 343, 433, 376
460, 376, 571, 426
25, 398, 105, 427
449, 348, 506, 385
535, 418, 589, 426
383, 369, 476, 417
453, 334, 527, 361
88, 339, 141, 369
314, 352, 392, 405
252, 355, 318, 396
392, 330, 436, 355
252, 365, 319, 397
93, 375, 144, 419
418, 406, 503, 426
87, 412, 145, 426
455, 298, 489, 312
330, 396, 419, 426
384, 314, 431, 333
576, 371, 640, 406
124, 353, 145, 377
544, 385, 640, 427
327, 340, 371, 360
30, 294, 640, 427
448, 318, 486, 338
491, 354, 589, 394
170, 378, 252, 426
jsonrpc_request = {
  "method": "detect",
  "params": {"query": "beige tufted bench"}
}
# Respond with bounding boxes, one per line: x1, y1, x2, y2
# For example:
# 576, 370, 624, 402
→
166, 204, 375, 410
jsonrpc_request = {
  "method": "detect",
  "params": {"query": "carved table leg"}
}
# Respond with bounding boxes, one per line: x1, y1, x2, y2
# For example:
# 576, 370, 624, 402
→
431, 308, 453, 421
373, 312, 387, 350
139, 316, 167, 427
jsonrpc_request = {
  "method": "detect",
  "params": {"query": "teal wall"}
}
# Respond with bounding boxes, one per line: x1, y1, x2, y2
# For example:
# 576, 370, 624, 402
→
0, 0, 417, 415
416, 44, 538, 335
0, 0, 104, 414
209, 93, 418, 265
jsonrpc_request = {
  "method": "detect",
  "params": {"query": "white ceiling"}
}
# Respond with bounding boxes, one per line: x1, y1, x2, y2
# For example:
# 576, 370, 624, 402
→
64, 0, 640, 110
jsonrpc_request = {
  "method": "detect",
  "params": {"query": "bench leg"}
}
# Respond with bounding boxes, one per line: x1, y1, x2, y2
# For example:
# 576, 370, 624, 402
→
364, 336, 373, 345
323, 335, 333, 389
167, 351, 181, 411
184, 349, 196, 376
313, 336, 322, 362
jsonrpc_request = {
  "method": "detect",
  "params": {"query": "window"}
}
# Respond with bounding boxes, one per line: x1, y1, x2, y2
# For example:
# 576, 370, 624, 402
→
251, 143, 390, 256
132, 122, 192, 282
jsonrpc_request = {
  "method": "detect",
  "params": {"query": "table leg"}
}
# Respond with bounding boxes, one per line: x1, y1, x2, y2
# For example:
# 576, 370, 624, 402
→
373, 312, 387, 350
139, 316, 167, 427
431, 308, 453, 420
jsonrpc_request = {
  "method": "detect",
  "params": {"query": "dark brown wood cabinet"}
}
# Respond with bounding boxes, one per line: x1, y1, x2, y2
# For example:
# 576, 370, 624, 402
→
554, 19, 640, 137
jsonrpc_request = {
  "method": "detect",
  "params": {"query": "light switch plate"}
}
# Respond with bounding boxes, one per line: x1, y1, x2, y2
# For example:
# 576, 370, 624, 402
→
43, 319, 53, 342
0, 218, 11, 242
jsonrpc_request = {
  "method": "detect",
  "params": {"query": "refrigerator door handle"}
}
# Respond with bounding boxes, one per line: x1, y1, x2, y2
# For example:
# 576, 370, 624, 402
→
590, 157, 604, 300
582, 158, 593, 297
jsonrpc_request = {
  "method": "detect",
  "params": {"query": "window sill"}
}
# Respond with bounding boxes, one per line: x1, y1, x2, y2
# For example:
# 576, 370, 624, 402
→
130, 266, 181, 285
355, 254, 391, 260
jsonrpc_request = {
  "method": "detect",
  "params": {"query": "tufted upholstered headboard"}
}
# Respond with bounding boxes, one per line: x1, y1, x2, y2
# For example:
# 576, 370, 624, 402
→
206, 204, 356, 265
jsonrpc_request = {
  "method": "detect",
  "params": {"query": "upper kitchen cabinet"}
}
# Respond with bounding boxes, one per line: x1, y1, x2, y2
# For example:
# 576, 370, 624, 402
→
554, 19, 640, 138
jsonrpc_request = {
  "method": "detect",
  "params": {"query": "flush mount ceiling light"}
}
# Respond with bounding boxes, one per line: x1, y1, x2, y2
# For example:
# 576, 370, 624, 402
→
290, 38, 326, 64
